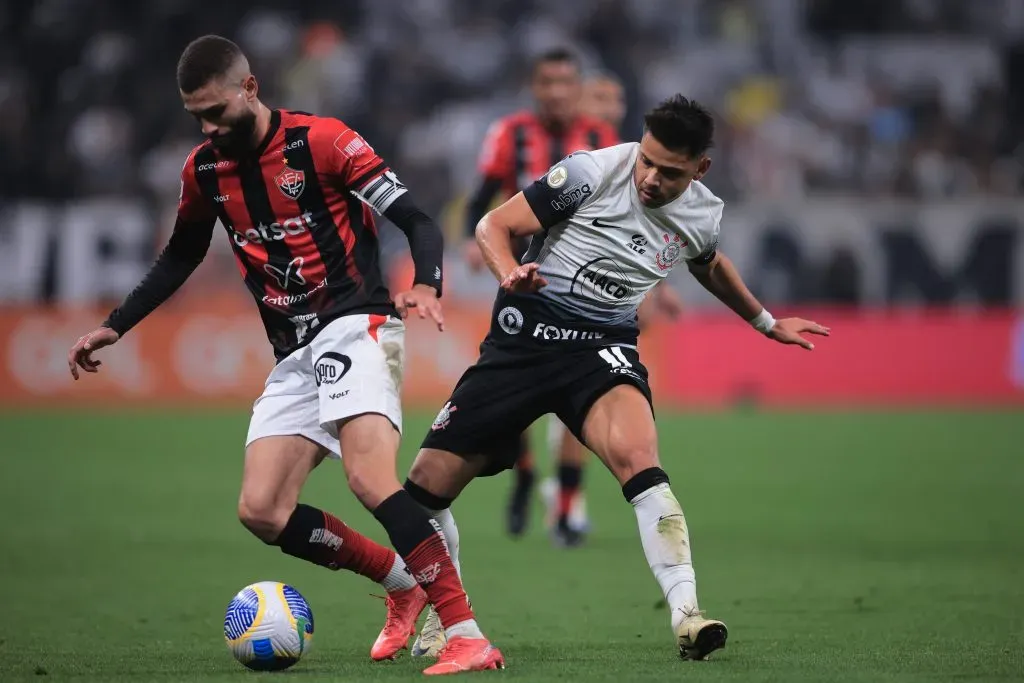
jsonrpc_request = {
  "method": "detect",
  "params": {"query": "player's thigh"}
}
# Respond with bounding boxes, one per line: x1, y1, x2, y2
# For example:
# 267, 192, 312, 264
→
421, 350, 554, 477
240, 435, 327, 526
555, 345, 657, 485
581, 384, 659, 485
407, 448, 490, 501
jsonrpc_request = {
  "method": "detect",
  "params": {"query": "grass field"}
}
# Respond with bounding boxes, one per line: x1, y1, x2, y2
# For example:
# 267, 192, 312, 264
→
1, 409, 1023, 682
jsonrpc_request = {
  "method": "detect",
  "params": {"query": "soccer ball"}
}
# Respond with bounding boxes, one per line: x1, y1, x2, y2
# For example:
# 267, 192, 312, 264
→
223, 581, 314, 671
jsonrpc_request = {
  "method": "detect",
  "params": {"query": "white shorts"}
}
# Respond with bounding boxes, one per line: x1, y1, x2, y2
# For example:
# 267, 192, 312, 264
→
245, 313, 405, 458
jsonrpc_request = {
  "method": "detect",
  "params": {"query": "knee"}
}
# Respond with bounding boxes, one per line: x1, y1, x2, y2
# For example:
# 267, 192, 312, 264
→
237, 494, 291, 543
605, 441, 660, 486
342, 462, 376, 506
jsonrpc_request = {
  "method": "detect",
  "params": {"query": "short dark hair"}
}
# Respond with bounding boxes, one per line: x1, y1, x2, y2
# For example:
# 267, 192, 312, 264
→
532, 47, 580, 77
643, 95, 715, 158
177, 35, 244, 93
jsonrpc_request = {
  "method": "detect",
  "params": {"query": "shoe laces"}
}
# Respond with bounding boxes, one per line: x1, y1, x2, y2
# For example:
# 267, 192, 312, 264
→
676, 607, 706, 621
436, 636, 478, 661
371, 593, 403, 632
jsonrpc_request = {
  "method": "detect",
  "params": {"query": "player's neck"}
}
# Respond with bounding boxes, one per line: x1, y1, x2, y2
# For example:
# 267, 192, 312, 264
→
250, 103, 274, 149
539, 113, 575, 134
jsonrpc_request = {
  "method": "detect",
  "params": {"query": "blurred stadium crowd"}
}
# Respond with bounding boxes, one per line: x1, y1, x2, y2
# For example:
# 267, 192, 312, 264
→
1, 0, 1022, 302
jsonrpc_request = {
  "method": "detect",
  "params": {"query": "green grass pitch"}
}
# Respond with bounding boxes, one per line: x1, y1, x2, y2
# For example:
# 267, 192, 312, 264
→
1, 409, 1022, 682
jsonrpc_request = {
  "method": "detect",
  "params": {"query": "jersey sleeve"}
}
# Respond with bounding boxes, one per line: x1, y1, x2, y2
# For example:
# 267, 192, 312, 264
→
322, 121, 408, 214
477, 118, 514, 183
687, 196, 724, 266
178, 150, 216, 223
522, 152, 604, 228
597, 120, 620, 147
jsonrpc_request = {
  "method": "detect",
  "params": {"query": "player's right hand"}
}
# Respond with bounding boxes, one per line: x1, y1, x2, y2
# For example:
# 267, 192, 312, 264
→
68, 326, 120, 380
500, 262, 548, 293
463, 240, 486, 272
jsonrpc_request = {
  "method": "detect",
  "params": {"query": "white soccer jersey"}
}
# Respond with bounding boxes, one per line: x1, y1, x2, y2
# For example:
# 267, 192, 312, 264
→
520, 142, 722, 328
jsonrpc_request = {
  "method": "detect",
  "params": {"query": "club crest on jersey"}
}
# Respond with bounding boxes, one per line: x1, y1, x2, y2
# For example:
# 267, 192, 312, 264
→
275, 166, 306, 200
656, 234, 688, 271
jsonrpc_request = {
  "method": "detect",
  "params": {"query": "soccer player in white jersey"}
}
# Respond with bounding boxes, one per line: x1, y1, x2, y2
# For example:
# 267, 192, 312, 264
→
401, 95, 830, 661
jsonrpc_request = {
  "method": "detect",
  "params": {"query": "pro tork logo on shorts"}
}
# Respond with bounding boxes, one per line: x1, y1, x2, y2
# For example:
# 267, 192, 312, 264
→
314, 352, 352, 386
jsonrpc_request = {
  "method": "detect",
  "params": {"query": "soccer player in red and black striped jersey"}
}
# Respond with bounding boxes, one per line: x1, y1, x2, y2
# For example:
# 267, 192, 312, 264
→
459, 49, 618, 548
67, 35, 503, 675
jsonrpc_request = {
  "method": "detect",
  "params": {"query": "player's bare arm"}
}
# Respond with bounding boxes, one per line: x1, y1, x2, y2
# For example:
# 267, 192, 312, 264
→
687, 251, 830, 349
68, 214, 214, 379
476, 192, 548, 293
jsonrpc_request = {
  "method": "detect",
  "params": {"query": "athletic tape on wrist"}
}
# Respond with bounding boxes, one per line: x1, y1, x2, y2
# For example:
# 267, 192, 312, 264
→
750, 308, 776, 335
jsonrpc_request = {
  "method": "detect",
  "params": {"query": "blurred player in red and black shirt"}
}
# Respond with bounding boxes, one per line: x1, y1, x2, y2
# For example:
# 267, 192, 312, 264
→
68, 35, 503, 674
458, 49, 617, 548
462, 48, 618, 270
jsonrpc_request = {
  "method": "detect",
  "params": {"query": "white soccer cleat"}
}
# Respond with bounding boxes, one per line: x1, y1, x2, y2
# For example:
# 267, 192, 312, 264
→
674, 609, 728, 661
411, 605, 447, 659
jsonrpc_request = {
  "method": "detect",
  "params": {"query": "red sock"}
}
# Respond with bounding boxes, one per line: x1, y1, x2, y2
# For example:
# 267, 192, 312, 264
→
403, 525, 475, 629
558, 489, 578, 519
276, 504, 395, 582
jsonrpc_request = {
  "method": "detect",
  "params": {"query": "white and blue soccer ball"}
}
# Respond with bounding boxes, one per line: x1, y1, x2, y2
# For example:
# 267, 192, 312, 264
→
224, 581, 314, 671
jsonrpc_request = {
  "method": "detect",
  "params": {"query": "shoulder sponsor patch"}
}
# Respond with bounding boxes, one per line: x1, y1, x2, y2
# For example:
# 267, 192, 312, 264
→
334, 128, 374, 158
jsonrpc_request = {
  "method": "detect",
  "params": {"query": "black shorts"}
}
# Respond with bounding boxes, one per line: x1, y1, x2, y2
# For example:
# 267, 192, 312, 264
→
421, 338, 653, 477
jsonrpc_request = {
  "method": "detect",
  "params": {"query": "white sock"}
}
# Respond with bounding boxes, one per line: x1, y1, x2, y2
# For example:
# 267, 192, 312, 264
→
629, 482, 699, 630
429, 508, 462, 579
381, 555, 417, 592
445, 618, 484, 640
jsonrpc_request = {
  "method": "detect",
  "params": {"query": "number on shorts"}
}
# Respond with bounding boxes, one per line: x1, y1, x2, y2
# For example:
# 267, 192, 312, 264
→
598, 346, 632, 369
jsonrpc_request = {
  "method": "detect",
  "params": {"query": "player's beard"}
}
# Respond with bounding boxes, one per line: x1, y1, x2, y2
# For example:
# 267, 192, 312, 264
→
637, 183, 663, 207
210, 109, 258, 158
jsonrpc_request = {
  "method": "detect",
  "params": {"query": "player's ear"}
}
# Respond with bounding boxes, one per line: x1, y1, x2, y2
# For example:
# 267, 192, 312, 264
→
242, 74, 258, 101
693, 155, 712, 181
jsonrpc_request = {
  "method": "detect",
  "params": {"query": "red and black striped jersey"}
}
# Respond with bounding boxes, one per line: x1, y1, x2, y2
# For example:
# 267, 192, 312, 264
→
178, 110, 404, 359
477, 111, 619, 194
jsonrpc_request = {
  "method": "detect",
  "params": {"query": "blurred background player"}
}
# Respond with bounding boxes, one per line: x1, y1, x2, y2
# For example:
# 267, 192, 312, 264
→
460, 48, 617, 545
539, 71, 687, 543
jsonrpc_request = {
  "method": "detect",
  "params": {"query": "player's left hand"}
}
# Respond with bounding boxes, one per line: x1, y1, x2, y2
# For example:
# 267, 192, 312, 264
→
767, 318, 830, 350
501, 262, 548, 293
395, 284, 444, 331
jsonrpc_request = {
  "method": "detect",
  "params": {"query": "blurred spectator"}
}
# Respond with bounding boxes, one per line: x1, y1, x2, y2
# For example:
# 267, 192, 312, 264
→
0, 0, 1020, 290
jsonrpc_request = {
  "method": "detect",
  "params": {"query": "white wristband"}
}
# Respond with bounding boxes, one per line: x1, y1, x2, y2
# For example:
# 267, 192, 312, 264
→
750, 308, 776, 335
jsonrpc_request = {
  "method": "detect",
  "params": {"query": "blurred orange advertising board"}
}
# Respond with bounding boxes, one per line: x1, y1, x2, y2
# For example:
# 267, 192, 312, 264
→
1, 303, 1022, 409
0, 299, 494, 409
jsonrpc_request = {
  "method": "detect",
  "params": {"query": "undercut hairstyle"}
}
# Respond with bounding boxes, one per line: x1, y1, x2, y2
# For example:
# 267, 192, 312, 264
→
177, 35, 244, 94
643, 95, 715, 158
532, 47, 581, 77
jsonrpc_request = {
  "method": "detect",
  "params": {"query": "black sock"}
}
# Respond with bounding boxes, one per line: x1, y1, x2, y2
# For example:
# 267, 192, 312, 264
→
274, 503, 392, 580
404, 479, 455, 511
372, 490, 442, 557
557, 463, 582, 491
